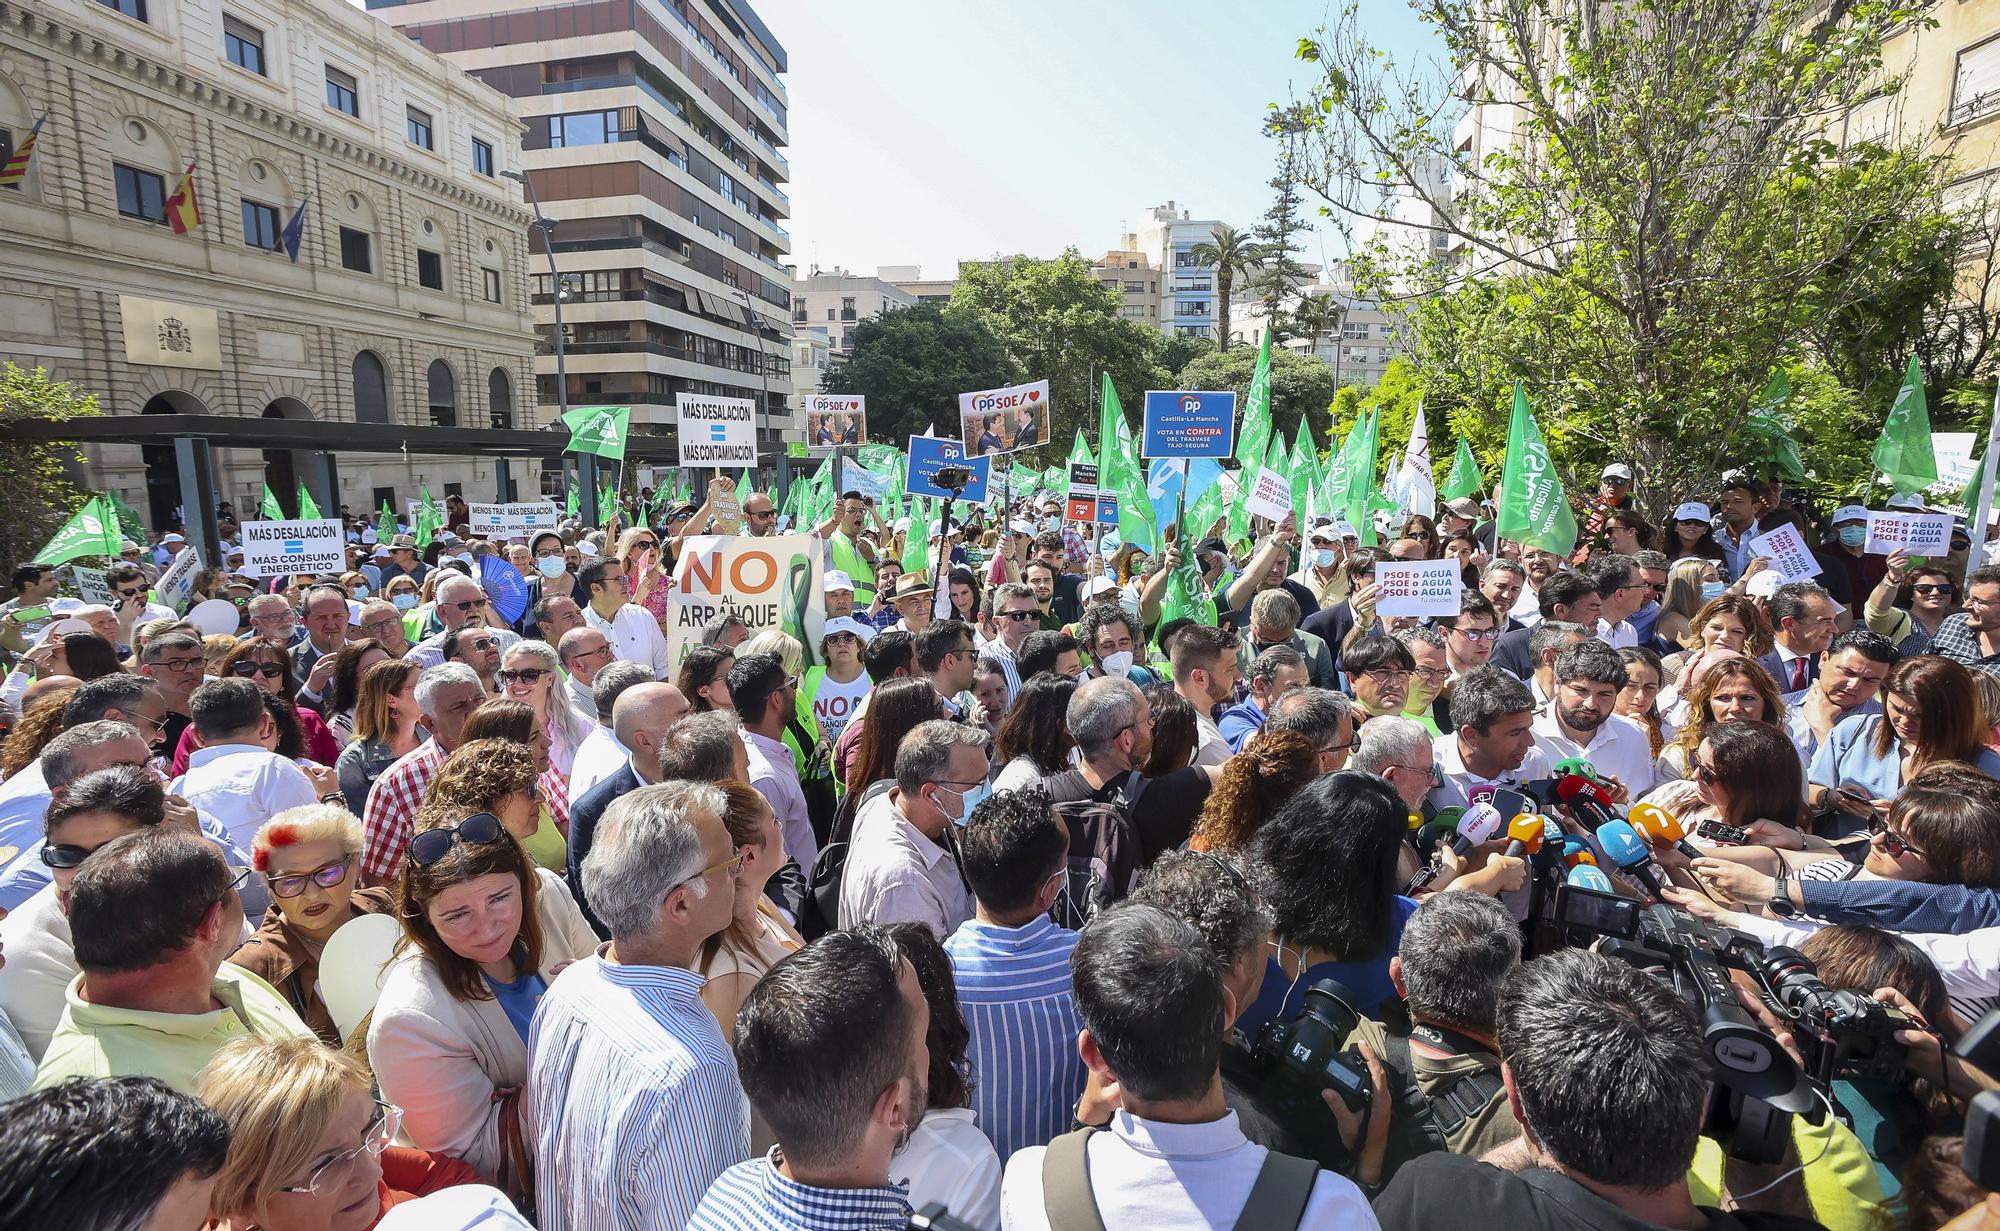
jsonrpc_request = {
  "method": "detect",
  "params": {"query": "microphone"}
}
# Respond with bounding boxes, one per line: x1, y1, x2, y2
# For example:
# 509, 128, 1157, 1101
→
1433, 805, 1466, 832
1566, 864, 1616, 893
1595, 819, 1664, 898
1407, 804, 1506, 892
1561, 837, 1598, 868
1466, 783, 1499, 810
1556, 774, 1619, 830
1553, 757, 1602, 782
1502, 814, 1545, 861
1629, 801, 1702, 861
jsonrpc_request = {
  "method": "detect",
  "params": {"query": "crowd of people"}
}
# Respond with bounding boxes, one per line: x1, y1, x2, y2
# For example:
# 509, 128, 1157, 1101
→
3, 460, 2000, 1231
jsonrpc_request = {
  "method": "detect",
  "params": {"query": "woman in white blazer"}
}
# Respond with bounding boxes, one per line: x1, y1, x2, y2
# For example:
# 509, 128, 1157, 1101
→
366, 807, 599, 1179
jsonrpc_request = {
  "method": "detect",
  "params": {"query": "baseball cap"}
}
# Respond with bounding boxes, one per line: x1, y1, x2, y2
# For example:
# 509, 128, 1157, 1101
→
1009, 519, 1037, 538
1309, 524, 1341, 543
821, 616, 876, 644
1083, 576, 1118, 598
1746, 570, 1785, 599
1444, 497, 1482, 522
576, 541, 600, 558
1333, 522, 1359, 540
345, 600, 364, 624
1601, 464, 1633, 482
1673, 502, 1712, 524
1885, 493, 1929, 513
823, 570, 855, 594
1831, 505, 1869, 526
373, 544, 393, 558
160, 533, 186, 545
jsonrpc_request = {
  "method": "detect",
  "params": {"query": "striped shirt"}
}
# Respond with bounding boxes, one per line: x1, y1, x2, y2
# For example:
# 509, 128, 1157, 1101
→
528, 955, 749, 1231
360, 739, 571, 882
686, 1150, 911, 1231
942, 914, 1085, 1161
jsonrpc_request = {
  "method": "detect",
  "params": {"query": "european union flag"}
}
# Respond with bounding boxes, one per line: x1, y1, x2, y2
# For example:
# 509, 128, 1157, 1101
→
280, 198, 307, 264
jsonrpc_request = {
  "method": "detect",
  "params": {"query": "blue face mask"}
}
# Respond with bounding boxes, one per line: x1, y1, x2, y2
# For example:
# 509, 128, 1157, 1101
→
1838, 525, 1867, 548
1041, 517, 1061, 534
937, 781, 989, 826
536, 555, 568, 578
1312, 549, 1337, 569
1700, 581, 1726, 601
391, 593, 418, 611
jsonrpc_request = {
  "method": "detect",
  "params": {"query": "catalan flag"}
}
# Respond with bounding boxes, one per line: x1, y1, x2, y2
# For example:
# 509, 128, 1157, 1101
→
165, 160, 202, 234
0, 113, 47, 189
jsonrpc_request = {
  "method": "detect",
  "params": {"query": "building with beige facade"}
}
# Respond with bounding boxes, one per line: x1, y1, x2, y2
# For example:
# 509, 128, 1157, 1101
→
791, 267, 914, 361
1092, 244, 1160, 326
881, 264, 955, 307
0, 0, 539, 530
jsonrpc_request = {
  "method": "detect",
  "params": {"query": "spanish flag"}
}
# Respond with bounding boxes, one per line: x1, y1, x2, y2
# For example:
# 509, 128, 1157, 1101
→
165, 160, 201, 234
0, 113, 47, 189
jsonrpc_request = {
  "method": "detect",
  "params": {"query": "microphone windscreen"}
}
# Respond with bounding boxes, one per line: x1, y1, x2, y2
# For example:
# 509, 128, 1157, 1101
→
1505, 814, 1545, 854
1629, 802, 1682, 842
1567, 865, 1615, 893
1595, 819, 1650, 869
1457, 802, 1503, 844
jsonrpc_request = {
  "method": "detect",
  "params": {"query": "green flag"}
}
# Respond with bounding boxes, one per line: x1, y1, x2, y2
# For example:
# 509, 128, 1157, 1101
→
1097, 375, 1155, 552
1067, 429, 1095, 470
1324, 412, 1379, 545
565, 481, 579, 521
1159, 555, 1218, 628
259, 483, 283, 521
1285, 418, 1319, 525
107, 490, 146, 544
376, 500, 395, 543
296, 483, 321, 521
736, 471, 753, 504
415, 486, 442, 550
903, 496, 936, 575
1496, 383, 1578, 554
599, 482, 618, 524
1873, 355, 1937, 496
1228, 332, 1276, 541
1745, 369, 1805, 484
1442, 437, 1482, 501
33, 494, 123, 566
561, 405, 631, 462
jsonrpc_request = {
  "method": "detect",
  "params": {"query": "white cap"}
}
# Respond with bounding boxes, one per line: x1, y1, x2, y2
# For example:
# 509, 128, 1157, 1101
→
1673, 502, 1712, 523
1009, 519, 1038, 538
361, 526, 379, 544
345, 600, 364, 624
1746, 569, 1785, 599
1309, 524, 1341, 543
1886, 493, 1929, 512
161, 533, 186, 544
821, 616, 876, 643
1601, 464, 1633, 482
1334, 521, 1359, 540
894, 517, 912, 532
373, 543, 393, 558
823, 570, 855, 593
1083, 576, 1118, 597
1832, 504, 1869, 525
576, 541, 599, 558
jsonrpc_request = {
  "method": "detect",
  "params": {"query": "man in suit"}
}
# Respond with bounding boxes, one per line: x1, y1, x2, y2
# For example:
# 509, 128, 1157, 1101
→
1490, 572, 1601, 680
1760, 581, 1841, 700
1302, 548, 1381, 672
565, 682, 690, 935
290, 585, 352, 709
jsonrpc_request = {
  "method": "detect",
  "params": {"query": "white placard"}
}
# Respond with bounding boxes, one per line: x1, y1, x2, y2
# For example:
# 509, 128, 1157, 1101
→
67, 565, 113, 606
666, 534, 824, 673
238, 518, 345, 577
676, 394, 759, 468
1243, 467, 1293, 523
1934, 433, 1979, 488
155, 544, 202, 614
1374, 559, 1464, 617
804, 394, 866, 449
1864, 511, 1953, 557
466, 500, 562, 538
1748, 522, 1822, 582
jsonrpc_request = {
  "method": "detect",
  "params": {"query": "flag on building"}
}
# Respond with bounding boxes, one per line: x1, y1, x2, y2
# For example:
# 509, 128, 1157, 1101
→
33, 495, 122, 566
0, 113, 48, 190
1873, 355, 1938, 496
1497, 383, 1578, 554
280, 197, 309, 263
165, 161, 202, 235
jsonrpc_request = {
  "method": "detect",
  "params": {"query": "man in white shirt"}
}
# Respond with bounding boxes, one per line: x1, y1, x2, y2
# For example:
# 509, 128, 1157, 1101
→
404, 574, 520, 670
568, 662, 658, 799
1586, 554, 1647, 650
1529, 639, 1655, 801
838, 719, 985, 936
1429, 668, 1551, 812
169, 677, 318, 852
1000, 904, 1377, 1230
579, 557, 672, 676
1170, 624, 1239, 769
731, 652, 816, 871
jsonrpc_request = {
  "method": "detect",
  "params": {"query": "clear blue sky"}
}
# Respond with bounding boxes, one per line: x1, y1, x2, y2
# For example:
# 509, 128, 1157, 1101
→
752, 0, 1439, 278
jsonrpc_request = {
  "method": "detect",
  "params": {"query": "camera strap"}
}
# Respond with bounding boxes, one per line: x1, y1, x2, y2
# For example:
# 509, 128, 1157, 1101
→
1385, 1025, 1508, 1144
1040, 1126, 1319, 1231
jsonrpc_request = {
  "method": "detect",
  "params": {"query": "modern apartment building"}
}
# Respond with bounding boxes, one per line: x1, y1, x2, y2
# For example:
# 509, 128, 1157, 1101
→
1239, 265, 1406, 390
375, 0, 797, 446
0, 0, 537, 528
1092, 244, 1160, 325
791, 267, 915, 359
880, 264, 956, 307
1133, 200, 1229, 339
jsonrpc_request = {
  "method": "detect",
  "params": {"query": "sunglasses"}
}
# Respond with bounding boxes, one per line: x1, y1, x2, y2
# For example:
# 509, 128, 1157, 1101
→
1870, 817, 1926, 860
498, 667, 549, 686
229, 662, 286, 679
680, 849, 746, 888
1912, 584, 1954, 596
407, 812, 506, 867
1000, 610, 1040, 622
632, 539, 658, 550
748, 509, 778, 519
149, 656, 204, 672
462, 638, 498, 653
448, 598, 489, 613
267, 856, 353, 899
117, 587, 146, 598
41, 838, 119, 869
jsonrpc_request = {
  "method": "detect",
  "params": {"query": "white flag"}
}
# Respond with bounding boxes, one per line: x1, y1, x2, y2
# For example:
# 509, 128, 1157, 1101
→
1399, 402, 1436, 519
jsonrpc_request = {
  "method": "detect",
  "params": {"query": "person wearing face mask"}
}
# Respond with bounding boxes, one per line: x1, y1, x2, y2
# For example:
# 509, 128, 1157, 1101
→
1291, 524, 1350, 608
517, 531, 577, 634
1824, 505, 1887, 619
837, 719, 988, 935
1078, 606, 1158, 687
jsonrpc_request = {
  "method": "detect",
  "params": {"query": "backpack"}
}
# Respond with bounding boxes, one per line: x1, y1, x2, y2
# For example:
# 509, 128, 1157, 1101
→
1040, 1126, 1318, 1231
798, 780, 894, 941
1045, 775, 1149, 930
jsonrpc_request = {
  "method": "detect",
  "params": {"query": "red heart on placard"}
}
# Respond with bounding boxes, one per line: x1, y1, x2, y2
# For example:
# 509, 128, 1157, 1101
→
1028, 389, 1041, 401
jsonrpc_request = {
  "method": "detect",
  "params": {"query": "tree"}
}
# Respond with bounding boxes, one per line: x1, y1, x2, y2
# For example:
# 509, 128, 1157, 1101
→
1251, 106, 1315, 323
1149, 331, 1217, 377
948, 252, 1171, 460
1288, 0, 1965, 516
1287, 293, 1343, 359
819, 304, 1021, 446
1175, 345, 1337, 448
1188, 225, 1265, 352
0, 363, 103, 571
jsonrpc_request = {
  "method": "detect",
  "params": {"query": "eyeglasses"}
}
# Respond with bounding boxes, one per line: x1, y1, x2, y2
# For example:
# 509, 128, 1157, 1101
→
225, 866, 253, 892
1000, 610, 1039, 623
230, 662, 286, 679
149, 657, 203, 672
448, 598, 489, 613
679, 849, 745, 889
1412, 667, 1450, 685
130, 712, 167, 736
1912, 583, 1955, 596
1870, 817, 1926, 860
361, 619, 402, 637
41, 838, 117, 869
1361, 669, 1411, 684
279, 1102, 402, 1196
748, 509, 778, 520
407, 812, 506, 867
267, 856, 354, 899
1317, 735, 1362, 758
632, 539, 658, 550
463, 638, 498, 653
498, 668, 549, 686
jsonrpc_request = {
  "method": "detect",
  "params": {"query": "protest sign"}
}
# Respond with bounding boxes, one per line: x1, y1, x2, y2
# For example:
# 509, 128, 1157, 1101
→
676, 394, 758, 467
67, 565, 113, 606
1243, 468, 1294, 523
958, 380, 1051, 456
239, 518, 344, 577
667, 533, 824, 673
155, 545, 201, 614
1748, 522, 1822, 581
1095, 495, 1119, 527
906, 435, 992, 502
1934, 433, 1979, 489
466, 501, 562, 538
1066, 462, 1099, 523
804, 394, 866, 450
1141, 391, 1238, 459
1374, 559, 1464, 618
844, 465, 894, 504
1864, 511, 1954, 557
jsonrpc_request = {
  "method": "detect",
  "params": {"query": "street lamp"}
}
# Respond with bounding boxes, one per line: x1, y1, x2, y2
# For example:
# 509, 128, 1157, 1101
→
500, 169, 568, 421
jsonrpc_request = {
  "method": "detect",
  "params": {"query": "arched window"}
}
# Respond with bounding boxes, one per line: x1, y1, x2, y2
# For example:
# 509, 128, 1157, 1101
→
427, 360, 456, 427
352, 351, 389, 424
488, 367, 513, 429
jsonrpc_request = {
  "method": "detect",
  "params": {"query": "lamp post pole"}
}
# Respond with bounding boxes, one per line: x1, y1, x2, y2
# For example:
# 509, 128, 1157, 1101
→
504, 168, 595, 523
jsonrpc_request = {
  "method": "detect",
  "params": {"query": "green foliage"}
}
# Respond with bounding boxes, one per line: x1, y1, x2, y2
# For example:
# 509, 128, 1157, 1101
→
1149, 331, 1217, 377
819, 304, 1022, 445
1187, 226, 1265, 352
0, 363, 101, 571
1174, 345, 1337, 449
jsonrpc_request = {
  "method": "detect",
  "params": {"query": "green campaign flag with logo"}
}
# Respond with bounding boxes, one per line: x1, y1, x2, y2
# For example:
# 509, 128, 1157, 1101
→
376, 501, 395, 543
599, 482, 618, 524
1285, 418, 1320, 525
107, 490, 146, 544
1873, 355, 1938, 496
34, 494, 123, 566
1067, 429, 1095, 471
1097, 375, 1156, 552
296, 482, 321, 521
1325, 411, 1382, 546
259, 483, 284, 521
562, 405, 631, 462
414, 486, 443, 550
1746, 369, 1805, 484
903, 496, 936, 575
1159, 554, 1218, 628
1228, 332, 1275, 541
1496, 383, 1578, 554
1442, 437, 1483, 501
564, 480, 579, 521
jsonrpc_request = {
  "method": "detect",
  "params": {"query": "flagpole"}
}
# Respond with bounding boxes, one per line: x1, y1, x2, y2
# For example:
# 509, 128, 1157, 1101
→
1967, 379, 2000, 589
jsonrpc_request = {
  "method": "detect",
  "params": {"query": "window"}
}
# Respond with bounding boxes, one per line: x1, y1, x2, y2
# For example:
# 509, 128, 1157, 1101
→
488, 369, 513, 430
338, 226, 372, 273
427, 361, 456, 427
791, 297, 806, 322
241, 199, 281, 250
548, 110, 621, 148
841, 296, 856, 320
1954, 38, 2000, 125
223, 15, 265, 76
325, 67, 359, 117
482, 267, 501, 303
471, 138, 493, 176
417, 249, 443, 290
406, 106, 433, 151
825, 308, 834, 320
1123, 280, 1146, 293
113, 164, 167, 224
98, 0, 147, 20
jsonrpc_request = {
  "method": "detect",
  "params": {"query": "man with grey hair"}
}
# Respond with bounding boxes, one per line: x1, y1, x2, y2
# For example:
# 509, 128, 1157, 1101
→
567, 662, 658, 800
1352, 716, 1437, 814
699, 610, 749, 651
0, 677, 162, 861
1037, 677, 1218, 864
1340, 891, 1522, 1170
1243, 587, 1335, 690
1218, 643, 1307, 753
980, 581, 1042, 702
0, 719, 188, 914
360, 662, 487, 881
566, 683, 691, 930
403, 574, 520, 671
1629, 549, 1672, 645
531, 782, 750, 1229
1263, 686, 1357, 775
838, 718, 988, 933
1524, 619, 1589, 706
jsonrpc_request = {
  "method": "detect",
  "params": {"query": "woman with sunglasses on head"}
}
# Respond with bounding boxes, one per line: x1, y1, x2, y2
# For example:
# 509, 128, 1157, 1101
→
616, 527, 672, 636
1810, 656, 2000, 840
496, 640, 592, 780
173, 639, 339, 773
198, 1035, 482, 1231
226, 804, 395, 1047
367, 794, 597, 1181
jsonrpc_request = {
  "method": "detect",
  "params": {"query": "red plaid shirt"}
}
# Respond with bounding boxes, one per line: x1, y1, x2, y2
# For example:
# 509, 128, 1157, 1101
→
360, 738, 572, 881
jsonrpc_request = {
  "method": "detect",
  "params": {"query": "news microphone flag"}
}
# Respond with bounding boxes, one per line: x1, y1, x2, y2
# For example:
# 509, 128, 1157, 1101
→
165, 161, 202, 235
0, 113, 47, 189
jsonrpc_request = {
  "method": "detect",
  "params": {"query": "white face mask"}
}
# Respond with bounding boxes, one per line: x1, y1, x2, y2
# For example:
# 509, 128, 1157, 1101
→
536, 555, 568, 578
1099, 650, 1134, 678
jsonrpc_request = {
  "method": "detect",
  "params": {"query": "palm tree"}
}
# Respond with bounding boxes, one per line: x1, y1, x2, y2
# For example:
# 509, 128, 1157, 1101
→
1287, 293, 1343, 364
1187, 224, 1264, 351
